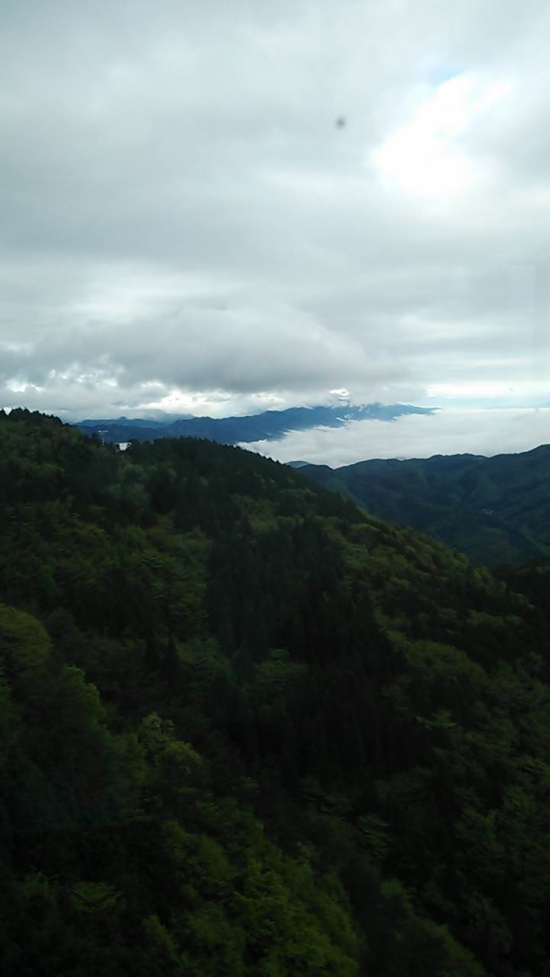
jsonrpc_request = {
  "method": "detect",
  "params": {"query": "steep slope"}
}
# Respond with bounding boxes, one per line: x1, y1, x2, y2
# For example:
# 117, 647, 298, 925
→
1, 408, 550, 975
300, 445, 550, 565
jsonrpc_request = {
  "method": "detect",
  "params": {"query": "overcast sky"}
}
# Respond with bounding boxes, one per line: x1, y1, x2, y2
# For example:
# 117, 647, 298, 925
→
2, 0, 550, 458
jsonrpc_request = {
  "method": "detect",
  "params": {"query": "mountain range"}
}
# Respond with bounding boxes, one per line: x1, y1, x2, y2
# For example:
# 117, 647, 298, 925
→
299, 445, 550, 565
3, 408, 550, 975
76, 402, 435, 445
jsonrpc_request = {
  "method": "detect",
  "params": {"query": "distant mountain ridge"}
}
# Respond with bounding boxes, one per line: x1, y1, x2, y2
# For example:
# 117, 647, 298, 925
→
79, 416, 168, 430
78, 412, 194, 429
76, 402, 435, 446
298, 444, 550, 565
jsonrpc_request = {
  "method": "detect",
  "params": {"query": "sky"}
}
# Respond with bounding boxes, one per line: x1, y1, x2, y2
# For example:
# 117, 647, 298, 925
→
2, 0, 550, 460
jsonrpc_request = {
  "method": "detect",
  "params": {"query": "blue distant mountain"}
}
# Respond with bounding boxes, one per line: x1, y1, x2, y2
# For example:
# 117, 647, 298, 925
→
79, 416, 167, 430
76, 402, 435, 446
78, 412, 193, 429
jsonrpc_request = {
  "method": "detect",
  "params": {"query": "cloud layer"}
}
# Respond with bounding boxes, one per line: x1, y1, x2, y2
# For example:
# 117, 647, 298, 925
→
246, 408, 550, 469
2, 0, 550, 423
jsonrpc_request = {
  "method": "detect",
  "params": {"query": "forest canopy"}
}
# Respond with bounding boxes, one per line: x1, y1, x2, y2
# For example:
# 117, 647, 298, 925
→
1, 408, 550, 976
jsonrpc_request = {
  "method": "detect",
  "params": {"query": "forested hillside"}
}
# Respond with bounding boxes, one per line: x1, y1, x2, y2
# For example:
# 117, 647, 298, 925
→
2, 409, 550, 976
300, 446, 550, 565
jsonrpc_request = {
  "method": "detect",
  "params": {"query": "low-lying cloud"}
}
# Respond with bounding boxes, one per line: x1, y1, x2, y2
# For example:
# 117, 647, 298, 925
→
246, 408, 550, 468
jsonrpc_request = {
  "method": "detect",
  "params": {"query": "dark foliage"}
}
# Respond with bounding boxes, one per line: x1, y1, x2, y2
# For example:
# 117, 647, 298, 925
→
300, 445, 550, 565
1, 408, 549, 975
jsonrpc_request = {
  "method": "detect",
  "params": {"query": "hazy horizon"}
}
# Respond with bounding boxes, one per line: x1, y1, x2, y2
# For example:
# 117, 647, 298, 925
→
7, 399, 549, 469
2, 1, 550, 455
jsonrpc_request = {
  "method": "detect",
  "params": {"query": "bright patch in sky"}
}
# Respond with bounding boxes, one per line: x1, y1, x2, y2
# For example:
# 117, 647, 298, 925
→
144, 389, 288, 419
372, 74, 512, 196
427, 381, 517, 401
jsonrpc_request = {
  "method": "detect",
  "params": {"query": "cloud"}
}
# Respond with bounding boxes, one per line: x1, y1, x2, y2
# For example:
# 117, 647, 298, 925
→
245, 408, 550, 468
372, 74, 513, 197
1, 0, 550, 421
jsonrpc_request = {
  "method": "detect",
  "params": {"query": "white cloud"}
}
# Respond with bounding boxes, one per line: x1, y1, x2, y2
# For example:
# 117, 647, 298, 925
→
371, 74, 512, 197
0, 0, 549, 423
245, 408, 550, 468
